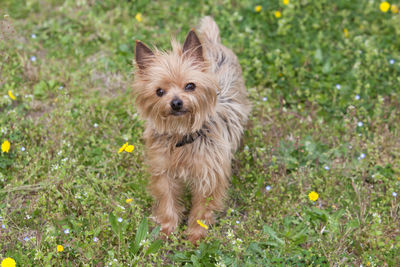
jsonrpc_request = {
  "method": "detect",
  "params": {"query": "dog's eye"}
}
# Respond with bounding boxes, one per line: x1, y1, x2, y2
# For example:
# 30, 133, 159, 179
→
156, 88, 165, 97
184, 83, 196, 91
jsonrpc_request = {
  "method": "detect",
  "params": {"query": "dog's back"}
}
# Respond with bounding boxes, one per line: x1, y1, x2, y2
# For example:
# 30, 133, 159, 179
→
198, 16, 251, 151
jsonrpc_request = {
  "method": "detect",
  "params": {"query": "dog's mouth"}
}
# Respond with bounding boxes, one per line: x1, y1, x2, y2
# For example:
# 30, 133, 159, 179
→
170, 110, 188, 116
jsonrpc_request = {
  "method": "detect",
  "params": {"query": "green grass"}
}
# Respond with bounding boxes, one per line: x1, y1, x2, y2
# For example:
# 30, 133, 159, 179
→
1, 0, 400, 265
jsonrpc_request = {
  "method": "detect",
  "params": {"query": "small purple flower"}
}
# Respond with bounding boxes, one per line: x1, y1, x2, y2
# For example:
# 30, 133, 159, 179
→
31, 34, 36, 39
58, 86, 63, 90
336, 84, 341, 90
64, 228, 70, 234
94, 123, 98, 128
1, 224, 5, 229
265, 185, 271, 191
24, 236, 30, 241
262, 97, 268, 102
117, 217, 123, 222
357, 122, 363, 127
236, 220, 240, 224
21, 146, 26, 152
30, 56, 36, 62
393, 192, 397, 197
93, 236, 99, 242
355, 94, 360, 100
389, 59, 395, 65
324, 165, 330, 170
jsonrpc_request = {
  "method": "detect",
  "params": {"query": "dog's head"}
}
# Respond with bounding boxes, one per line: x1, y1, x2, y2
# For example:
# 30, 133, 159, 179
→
133, 30, 217, 135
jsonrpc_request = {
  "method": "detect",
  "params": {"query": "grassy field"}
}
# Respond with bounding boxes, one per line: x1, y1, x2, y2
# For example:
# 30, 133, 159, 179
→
1, 0, 400, 266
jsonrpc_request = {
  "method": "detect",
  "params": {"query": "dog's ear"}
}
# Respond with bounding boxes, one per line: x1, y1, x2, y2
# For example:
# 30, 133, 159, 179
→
135, 40, 154, 70
183, 30, 204, 63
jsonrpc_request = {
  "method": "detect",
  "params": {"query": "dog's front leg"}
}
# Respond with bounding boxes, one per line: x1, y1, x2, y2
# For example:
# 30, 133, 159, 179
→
187, 180, 228, 244
149, 174, 183, 236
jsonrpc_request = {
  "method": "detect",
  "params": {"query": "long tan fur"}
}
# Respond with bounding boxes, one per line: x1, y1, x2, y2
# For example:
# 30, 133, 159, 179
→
132, 16, 250, 243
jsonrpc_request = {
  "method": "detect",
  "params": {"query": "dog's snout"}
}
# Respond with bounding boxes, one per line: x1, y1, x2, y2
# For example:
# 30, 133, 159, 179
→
170, 98, 183, 111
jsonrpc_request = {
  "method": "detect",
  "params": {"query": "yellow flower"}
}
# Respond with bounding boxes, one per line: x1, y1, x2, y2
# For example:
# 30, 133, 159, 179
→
308, 191, 319, 201
196, 220, 208, 230
380, 2, 390, 12
397, 176, 400, 181
283, 0, 290, 5
118, 142, 135, 153
255, 5, 262, 12
274, 11, 282, 18
1, 140, 10, 153
135, 13, 142, 22
391, 4, 399, 13
125, 145, 134, 153
118, 142, 128, 153
57, 245, 63, 252
126, 198, 133, 203
344, 28, 349, 38
1, 257, 16, 267
8, 91, 16, 101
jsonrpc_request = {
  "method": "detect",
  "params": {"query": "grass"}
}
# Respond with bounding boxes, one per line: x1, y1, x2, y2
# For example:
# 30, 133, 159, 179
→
1, 0, 400, 265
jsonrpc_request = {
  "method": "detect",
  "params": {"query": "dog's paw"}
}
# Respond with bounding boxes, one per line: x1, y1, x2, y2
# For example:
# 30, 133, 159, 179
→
187, 226, 207, 245
160, 221, 177, 236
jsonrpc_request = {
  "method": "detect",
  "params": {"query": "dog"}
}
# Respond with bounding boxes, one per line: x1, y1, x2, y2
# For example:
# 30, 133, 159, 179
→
133, 16, 250, 243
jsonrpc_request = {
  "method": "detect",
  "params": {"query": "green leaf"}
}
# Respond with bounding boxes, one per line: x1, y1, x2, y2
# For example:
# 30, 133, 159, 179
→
149, 225, 161, 240
131, 218, 149, 255
263, 225, 285, 245
108, 212, 118, 234
135, 218, 149, 247
145, 239, 163, 255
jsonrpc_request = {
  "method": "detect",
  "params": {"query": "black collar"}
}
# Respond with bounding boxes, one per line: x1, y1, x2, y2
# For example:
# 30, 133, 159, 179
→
176, 129, 205, 147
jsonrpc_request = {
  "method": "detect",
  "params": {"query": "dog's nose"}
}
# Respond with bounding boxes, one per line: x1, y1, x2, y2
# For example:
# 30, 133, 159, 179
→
170, 98, 183, 111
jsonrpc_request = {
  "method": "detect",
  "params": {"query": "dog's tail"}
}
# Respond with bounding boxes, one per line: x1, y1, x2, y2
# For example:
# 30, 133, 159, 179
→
198, 16, 220, 44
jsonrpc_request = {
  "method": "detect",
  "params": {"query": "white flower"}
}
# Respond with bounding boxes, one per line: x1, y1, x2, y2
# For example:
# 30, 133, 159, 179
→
64, 228, 70, 234
262, 97, 268, 102
93, 236, 99, 242
21, 146, 26, 151
357, 122, 363, 127
30, 56, 36, 62
324, 165, 330, 170
94, 123, 98, 128
358, 153, 366, 160
393, 192, 397, 197
336, 84, 341, 90
355, 94, 360, 100
31, 34, 36, 38
389, 59, 395, 65
59, 86, 64, 90
117, 217, 123, 222
236, 220, 240, 224
265, 185, 271, 191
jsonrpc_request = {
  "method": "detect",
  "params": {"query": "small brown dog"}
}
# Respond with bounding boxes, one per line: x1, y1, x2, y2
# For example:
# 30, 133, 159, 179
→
133, 16, 250, 243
